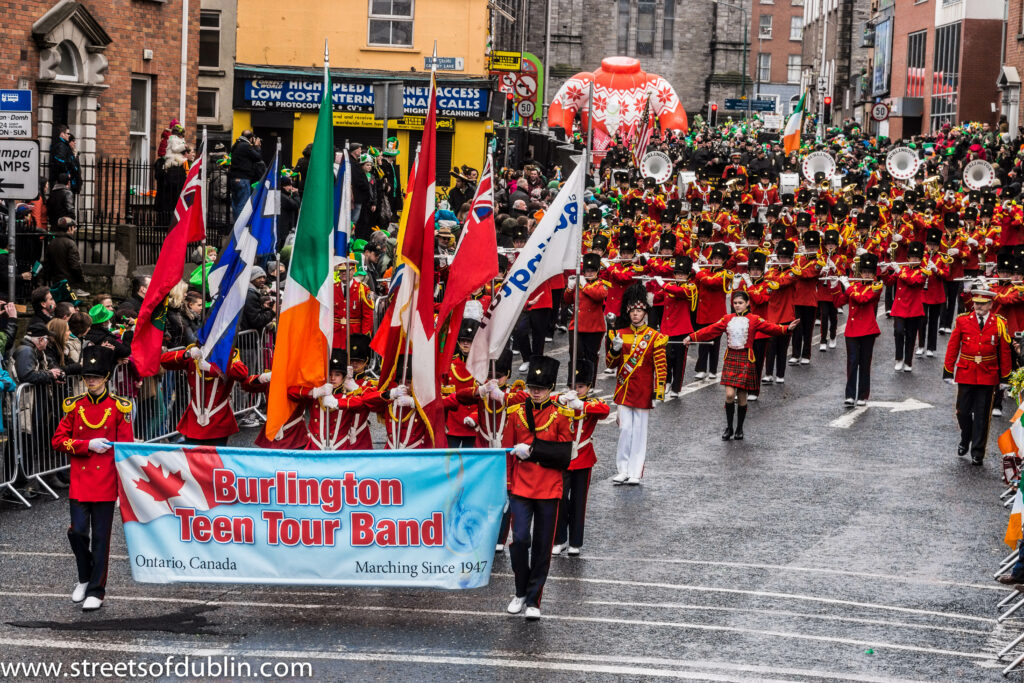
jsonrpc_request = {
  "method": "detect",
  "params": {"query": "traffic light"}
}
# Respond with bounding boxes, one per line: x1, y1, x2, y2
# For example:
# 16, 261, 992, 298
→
709, 102, 718, 127
822, 96, 833, 126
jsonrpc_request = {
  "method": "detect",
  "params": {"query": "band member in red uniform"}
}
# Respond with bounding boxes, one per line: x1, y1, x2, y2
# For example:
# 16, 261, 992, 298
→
693, 243, 733, 379
833, 253, 884, 405
332, 257, 375, 349
943, 285, 1013, 465
917, 228, 953, 358
761, 240, 798, 384
551, 359, 609, 557
564, 253, 608, 383
881, 241, 928, 373
443, 311, 482, 449
52, 346, 134, 611
606, 284, 667, 484
817, 229, 846, 351
686, 290, 797, 439
750, 173, 780, 207
789, 230, 823, 365
160, 344, 270, 446
504, 355, 573, 621
661, 255, 697, 397
370, 355, 445, 449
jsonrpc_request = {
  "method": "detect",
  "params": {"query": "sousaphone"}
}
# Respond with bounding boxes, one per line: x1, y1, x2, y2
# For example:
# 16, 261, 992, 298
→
885, 147, 920, 181
640, 151, 673, 186
801, 151, 836, 183
963, 159, 995, 190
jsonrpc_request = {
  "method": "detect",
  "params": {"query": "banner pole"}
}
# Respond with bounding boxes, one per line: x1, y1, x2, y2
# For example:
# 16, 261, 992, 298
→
273, 139, 282, 331
570, 82, 593, 380
200, 126, 209, 326
344, 140, 352, 370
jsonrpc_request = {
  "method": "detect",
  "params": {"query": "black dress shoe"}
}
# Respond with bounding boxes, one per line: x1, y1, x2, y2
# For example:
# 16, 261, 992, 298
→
721, 427, 733, 440
957, 444, 968, 457
971, 455, 984, 466
733, 428, 744, 440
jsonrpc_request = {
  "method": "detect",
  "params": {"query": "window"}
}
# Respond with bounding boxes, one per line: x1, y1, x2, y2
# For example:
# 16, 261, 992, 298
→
368, 0, 413, 47
617, 0, 630, 54
790, 16, 803, 40
55, 42, 79, 82
636, 0, 655, 56
787, 54, 802, 83
792, 0, 803, 5
789, 94, 802, 113
758, 53, 771, 82
129, 75, 152, 187
199, 11, 220, 68
931, 22, 961, 130
761, 0, 774, 4
663, 0, 674, 51
906, 30, 926, 97
759, 15, 773, 38
197, 88, 218, 120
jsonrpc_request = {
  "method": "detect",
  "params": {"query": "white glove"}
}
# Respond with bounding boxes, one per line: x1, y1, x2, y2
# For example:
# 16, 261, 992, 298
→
188, 346, 203, 360
653, 276, 665, 286
394, 395, 415, 409
512, 443, 531, 460
322, 394, 340, 410
343, 376, 359, 392
388, 385, 409, 400
258, 372, 272, 384
558, 390, 578, 405
579, 275, 588, 287
946, 248, 959, 256
967, 237, 979, 247
477, 383, 490, 398
311, 383, 333, 399
986, 238, 994, 246
568, 398, 584, 411
892, 233, 904, 242
742, 273, 752, 286
611, 335, 623, 352
712, 222, 723, 232
839, 276, 850, 288
88, 438, 112, 453
944, 377, 955, 385
926, 263, 936, 273
488, 385, 505, 403
198, 360, 212, 373
566, 276, 577, 289
732, 275, 743, 289
463, 416, 478, 429
856, 247, 867, 256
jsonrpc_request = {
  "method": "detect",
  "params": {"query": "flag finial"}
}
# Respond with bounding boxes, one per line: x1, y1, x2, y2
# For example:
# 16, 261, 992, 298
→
324, 39, 329, 67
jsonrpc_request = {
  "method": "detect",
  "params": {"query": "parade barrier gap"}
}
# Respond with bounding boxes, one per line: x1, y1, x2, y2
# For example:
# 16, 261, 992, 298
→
4, 328, 273, 508
114, 443, 506, 589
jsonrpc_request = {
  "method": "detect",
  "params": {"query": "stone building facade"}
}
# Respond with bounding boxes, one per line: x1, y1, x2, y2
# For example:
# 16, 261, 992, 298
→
800, 0, 872, 129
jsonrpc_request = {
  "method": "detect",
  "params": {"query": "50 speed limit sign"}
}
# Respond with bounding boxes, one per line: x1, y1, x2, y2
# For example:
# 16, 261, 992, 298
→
871, 102, 890, 122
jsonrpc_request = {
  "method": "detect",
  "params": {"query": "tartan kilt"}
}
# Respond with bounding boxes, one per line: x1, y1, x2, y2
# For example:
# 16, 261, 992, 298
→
721, 347, 759, 392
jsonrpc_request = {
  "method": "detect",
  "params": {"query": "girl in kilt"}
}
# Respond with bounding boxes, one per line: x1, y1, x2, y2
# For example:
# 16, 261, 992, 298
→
684, 291, 797, 440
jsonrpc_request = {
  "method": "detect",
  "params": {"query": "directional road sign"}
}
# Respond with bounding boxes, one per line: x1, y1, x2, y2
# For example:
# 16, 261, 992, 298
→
0, 139, 39, 200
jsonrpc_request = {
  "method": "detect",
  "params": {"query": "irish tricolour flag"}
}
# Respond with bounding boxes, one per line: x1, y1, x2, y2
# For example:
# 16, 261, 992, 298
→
1001, 406, 1024, 546
783, 91, 806, 155
265, 59, 335, 440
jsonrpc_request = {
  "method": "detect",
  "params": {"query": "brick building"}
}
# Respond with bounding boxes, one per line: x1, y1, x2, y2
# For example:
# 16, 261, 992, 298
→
800, 0, 872, 131
749, 0, 806, 117
0, 0, 199, 181
1000, 0, 1024, 131
870, 0, 1002, 138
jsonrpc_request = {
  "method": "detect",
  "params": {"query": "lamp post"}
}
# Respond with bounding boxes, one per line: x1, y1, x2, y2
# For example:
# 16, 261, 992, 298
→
712, 0, 751, 121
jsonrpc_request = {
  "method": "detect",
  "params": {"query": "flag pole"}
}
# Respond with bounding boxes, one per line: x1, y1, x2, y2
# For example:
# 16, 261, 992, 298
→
570, 82, 593, 382
200, 126, 209, 326
324, 37, 332, 383
344, 139, 352, 370
274, 138, 282, 331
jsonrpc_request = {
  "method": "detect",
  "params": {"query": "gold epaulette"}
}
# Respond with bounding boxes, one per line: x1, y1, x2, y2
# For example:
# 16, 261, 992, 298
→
557, 405, 575, 418
112, 395, 132, 415
508, 404, 523, 415
509, 379, 525, 392
62, 394, 85, 413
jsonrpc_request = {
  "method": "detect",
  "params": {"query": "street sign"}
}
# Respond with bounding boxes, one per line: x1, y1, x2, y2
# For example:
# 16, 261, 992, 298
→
0, 139, 39, 199
816, 77, 827, 93
423, 56, 464, 71
724, 98, 775, 112
514, 74, 537, 98
516, 100, 536, 118
871, 102, 890, 122
762, 113, 783, 130
490, 51, 522, 71
0, 90, 32, 139
499, 84, 514, 94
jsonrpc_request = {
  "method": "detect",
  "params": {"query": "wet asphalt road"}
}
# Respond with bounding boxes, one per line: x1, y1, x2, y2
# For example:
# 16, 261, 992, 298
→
1, 314, 1022, 682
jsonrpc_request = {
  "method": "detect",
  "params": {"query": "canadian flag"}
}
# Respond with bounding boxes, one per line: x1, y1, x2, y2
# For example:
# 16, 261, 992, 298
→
117, 446, 225, 524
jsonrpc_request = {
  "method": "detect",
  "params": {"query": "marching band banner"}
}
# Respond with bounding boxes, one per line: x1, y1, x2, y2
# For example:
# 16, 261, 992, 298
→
114, 444, 507, 589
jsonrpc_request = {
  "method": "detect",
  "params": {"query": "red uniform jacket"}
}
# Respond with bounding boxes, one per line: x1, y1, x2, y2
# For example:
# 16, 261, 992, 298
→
503, 399, 573, 499
255, 404, 311, 450
943, 312, 1012, 385
691, 313, 788, 350
442, 355, 478, 438
995, 283, 1024, 335
565, 279, 609, 333
365, 390, 444, 450
750, 184, 780, 206
882, 265, 927, 318
834, 281, 883, 337
661, 281, 697, 336
921, 252, 952, 306
606, 324, 668, 408
791, 254, 822, 307
694, 268, 733, 325
290, 376, 379, 450
604, 262, 643, 316
332, 280, 375, 349
160, 348, 263, 440
454, 381, 528, 448
562, 394, 610, 470
52, 391, 134, 502
761, 268, 797, 325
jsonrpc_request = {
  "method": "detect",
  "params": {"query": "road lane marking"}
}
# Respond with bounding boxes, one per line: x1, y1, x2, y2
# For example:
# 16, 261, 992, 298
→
829, 398, 933, 429
488, 574, 995, 623
0, 635, 943, 682
0, 600, 992, 662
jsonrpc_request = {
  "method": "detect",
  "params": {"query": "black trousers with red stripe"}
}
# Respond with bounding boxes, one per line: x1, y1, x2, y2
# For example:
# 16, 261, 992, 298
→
509, 495, 559, 608
554, 468, 592, 548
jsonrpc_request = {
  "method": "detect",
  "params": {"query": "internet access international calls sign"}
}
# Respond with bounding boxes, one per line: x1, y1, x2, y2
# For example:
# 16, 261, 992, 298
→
0, 90, 32, 138
115, 444, 507, 588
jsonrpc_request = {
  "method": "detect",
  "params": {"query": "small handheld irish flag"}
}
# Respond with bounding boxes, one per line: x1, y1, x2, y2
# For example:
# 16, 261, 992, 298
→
783, 91, 806, 155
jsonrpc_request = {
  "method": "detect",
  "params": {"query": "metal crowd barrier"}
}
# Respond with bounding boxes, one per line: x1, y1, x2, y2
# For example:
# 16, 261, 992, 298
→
14, 377, 85, 502
0, 391, 24, 505
231, 329, 265, 419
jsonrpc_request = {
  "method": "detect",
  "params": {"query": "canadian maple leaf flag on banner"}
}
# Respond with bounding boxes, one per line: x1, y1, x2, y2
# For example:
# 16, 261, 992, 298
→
116, 446, 225, 524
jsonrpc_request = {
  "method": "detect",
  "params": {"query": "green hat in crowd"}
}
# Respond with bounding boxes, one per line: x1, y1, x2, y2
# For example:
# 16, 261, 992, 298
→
88, 303, 113, 325
383, 137, 400, 157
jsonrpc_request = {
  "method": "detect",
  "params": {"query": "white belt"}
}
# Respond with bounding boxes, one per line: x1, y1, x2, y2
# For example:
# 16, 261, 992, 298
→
283, 415, 304, 432
192, 374, 226, 427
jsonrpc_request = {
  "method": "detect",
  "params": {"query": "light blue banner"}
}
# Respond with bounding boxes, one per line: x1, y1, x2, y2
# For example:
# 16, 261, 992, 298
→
114, 444, 507, 588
